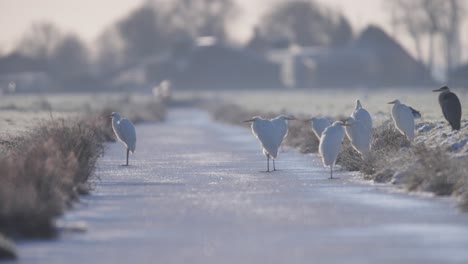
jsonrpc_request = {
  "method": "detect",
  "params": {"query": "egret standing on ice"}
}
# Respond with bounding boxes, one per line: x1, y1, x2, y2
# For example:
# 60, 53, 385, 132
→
111, 112, 136, 166
272, 115, 296, 153
345, 100, 373, 155
305, 117, 331, 140
244, 116, 279, 172
388, 100, 415, 142
319, 121, 350, 179
432, 86, 462, 130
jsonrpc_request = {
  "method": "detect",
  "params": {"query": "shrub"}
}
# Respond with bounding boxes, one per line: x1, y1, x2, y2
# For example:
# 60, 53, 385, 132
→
337, 122, 408, 177
0, 118, 105, 237
285, 120, 319, 153
404, 144, 465, 196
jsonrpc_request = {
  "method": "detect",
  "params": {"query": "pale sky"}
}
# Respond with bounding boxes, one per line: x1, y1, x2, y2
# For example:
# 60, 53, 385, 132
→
0, 0, 465, 67
0, 0, 391, 51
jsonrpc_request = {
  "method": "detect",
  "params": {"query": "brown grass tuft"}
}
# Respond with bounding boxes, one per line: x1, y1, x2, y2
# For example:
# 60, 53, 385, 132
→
404, 144, 465, 196
0, 118, 105, 238
285, 120, 319, 153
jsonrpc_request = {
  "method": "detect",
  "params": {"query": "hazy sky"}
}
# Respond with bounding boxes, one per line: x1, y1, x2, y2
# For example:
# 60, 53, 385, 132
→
0, 0, 389, 51
0, 0, 465, 66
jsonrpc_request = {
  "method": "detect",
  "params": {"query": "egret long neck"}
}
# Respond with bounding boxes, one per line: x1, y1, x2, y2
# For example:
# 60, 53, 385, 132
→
112, 117, 120, 130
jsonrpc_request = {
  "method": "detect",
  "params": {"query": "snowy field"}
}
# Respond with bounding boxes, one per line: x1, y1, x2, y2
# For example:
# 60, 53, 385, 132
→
177, 87, 468, 123
0, 93, 156, 136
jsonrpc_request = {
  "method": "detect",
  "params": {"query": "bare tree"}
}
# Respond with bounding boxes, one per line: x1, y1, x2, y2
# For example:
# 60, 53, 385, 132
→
116, 4, 168, 62
16, 22, 62, 60
439, 0, 465, 74
386, 1, 427, 63
50, 34, 90, 81
95, 27, 126, 73
386, 0, 466, 76
165, 0, 239, 41
260, 0, 353, 47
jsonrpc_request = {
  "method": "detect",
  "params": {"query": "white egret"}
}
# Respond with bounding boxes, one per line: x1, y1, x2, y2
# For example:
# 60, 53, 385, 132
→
271, 114, 297, 154
344, 100, 373, 155
388, 100, 415, 142
319, 121, 350, 179
305, 117, 331, 140
433, 86, 462, 130
111, 112, 137, 166
244, 116, 279, 172
152, 80, 172, 101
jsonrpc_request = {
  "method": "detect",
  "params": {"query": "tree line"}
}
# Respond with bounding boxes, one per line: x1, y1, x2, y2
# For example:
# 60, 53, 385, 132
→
9, 0, 467, 90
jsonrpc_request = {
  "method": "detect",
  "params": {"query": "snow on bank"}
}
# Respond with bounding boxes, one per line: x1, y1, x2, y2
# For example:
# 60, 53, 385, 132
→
415, 120, 468, 156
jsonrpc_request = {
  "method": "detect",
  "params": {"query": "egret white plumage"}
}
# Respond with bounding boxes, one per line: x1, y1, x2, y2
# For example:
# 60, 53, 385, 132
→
344, 100, 373, 155
244, 116, 279, 172
319, 121, 350, 179
111, 112, 137, 166
432, 86, 462, 130
305, 117, 331, 140
152, 80, 172, 101
271, 115, 297, 154
388, 100, 415, 142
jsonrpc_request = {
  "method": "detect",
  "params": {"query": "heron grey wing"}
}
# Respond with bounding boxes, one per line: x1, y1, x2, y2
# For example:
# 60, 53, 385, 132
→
440, 92, 462, 129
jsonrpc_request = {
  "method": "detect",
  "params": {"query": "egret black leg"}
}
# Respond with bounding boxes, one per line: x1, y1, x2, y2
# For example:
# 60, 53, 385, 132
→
273, 159, 276, 171
126, 148, 129, 166
330, 166, 333, 179
267, 156, 270, 172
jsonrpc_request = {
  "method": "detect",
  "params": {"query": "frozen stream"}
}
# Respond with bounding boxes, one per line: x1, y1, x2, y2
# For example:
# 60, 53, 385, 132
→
15, 108, 468, 264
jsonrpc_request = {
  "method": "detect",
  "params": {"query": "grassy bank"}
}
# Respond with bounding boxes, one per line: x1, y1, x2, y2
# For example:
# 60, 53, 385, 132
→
207, 101, 468, 211
0, 117, 106, 238
0, 94, 168, 259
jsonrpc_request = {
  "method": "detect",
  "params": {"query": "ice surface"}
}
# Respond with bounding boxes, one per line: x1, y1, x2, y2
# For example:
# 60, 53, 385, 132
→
15, 108, 468, 264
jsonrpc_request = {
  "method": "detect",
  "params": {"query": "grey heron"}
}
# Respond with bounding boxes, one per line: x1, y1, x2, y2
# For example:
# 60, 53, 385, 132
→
432, 86, 462, 130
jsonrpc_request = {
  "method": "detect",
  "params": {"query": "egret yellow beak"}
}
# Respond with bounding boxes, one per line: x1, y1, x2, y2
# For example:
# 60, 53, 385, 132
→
387, 100, 397, 104
242, 118, 254, 123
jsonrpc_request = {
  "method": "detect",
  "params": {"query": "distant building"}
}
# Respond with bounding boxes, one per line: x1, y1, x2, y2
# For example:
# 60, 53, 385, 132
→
0, 53, 53, 93
245, 27, 268, 55
145, 37, 283, 90
266, 25, 435, 88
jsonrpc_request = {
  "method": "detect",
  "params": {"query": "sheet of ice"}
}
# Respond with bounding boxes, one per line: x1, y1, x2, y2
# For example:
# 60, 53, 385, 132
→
14, 108, 468, 264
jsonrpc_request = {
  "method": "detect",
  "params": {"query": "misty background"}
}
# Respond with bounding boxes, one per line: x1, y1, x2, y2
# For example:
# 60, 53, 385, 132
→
0, 0, 467, 93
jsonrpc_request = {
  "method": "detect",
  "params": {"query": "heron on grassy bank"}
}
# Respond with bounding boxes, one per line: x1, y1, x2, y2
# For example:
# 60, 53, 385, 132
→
111, 112, 136, 166
433, 86, 462, 131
